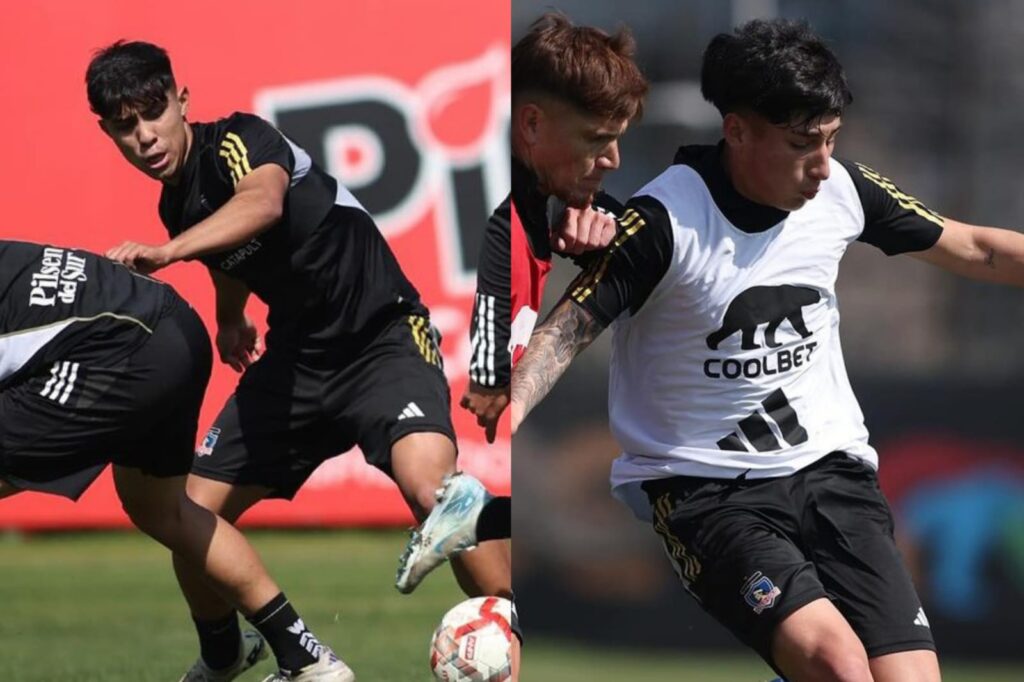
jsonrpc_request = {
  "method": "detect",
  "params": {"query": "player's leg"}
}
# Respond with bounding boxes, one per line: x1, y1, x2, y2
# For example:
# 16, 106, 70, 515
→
122, 300, 350, 681
390, 432, 513, 598
172, 478, 272, 618
112, 466, 280, 614
172, 474, 352, 681
363, 316, 505, 592
807, 455, 940, 682
391, 433, 517, 678
397, 484, 511, 596
171, 478, 274, 679
770, 598, 872, 681
172, 402, 353, 680
871, 652, 941, 682
642, 471, 873, 682
869, 651, 940, 682
347, 315, 518, 677
116, 467, 354, 681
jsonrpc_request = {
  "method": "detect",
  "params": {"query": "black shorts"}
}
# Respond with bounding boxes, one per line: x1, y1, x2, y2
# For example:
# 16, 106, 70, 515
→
642, 453, 935, 669
0, 295, 212, 500
192, 314, 455, 499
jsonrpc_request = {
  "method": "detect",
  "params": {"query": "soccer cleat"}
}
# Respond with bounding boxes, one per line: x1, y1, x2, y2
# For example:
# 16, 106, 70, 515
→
179, 630, 269, 682
395, 472, 491, 594
259, 650, 356, 682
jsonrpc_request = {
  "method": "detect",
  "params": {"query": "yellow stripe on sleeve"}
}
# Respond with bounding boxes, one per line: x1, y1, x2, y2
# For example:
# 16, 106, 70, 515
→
855, 163, 944, 227
225, 132, 253, 174
571, 208, 647, 304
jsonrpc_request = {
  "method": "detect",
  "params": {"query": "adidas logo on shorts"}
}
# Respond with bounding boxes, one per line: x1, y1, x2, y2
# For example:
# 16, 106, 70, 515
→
398, 402, 425, 420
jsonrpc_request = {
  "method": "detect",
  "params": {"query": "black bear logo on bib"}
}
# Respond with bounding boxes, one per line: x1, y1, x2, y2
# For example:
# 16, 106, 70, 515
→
706, 285, 821, 351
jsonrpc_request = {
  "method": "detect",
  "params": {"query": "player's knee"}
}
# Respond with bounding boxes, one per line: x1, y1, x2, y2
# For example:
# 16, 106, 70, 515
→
184, 485, 238, 521
802, 644, 872, 682
121, 495, 187, 544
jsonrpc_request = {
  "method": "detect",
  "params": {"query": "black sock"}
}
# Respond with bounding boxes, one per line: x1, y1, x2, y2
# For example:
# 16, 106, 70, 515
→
247, 592, 321, 672
193, 611, 242, 671
476, 496, 511, 541
510, 594, 523, 645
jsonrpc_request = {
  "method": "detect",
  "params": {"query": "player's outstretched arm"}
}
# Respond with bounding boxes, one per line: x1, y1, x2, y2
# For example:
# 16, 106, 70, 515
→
163, 164, 289, 264
106, 164, 288, 274
510, 298, 606, 433
912, 218, 1024, 286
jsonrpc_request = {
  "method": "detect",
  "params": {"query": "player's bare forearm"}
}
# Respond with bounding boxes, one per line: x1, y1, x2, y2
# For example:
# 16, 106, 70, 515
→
210, 269, 251, 323
510, 298, 605, 429
166, 187, 284, 264
968, 225, 1024, 285
915, 219, 1024, 286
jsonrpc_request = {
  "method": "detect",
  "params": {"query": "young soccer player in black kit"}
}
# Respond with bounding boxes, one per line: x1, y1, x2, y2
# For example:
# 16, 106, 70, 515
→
87, 41, 512, 682
0, 239, 350, 678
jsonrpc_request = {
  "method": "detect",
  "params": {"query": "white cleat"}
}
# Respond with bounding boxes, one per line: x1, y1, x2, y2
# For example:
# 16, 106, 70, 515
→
260, 650, 356, 682
179, 630, 269, 682
395, 472, 491, 594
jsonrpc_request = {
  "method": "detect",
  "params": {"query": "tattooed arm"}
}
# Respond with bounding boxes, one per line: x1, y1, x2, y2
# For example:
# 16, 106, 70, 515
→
510, 197, 675, 434
912, 218, 1024, 285
510, 299, 607, 434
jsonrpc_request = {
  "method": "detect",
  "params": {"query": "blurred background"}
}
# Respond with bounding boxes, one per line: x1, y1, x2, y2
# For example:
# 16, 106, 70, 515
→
513, 0, 1024, 679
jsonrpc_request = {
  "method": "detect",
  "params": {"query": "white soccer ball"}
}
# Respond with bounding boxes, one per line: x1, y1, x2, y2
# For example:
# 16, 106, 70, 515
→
430, 596, 513, 681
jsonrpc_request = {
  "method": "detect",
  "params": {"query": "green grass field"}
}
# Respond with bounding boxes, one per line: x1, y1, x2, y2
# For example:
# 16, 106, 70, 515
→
0, 530, 1022, 681
0, 530, 461, 681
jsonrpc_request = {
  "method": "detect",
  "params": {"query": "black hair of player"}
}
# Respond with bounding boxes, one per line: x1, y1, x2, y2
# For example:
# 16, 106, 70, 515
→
86, 40, 176, 121
700, 19, 852, 128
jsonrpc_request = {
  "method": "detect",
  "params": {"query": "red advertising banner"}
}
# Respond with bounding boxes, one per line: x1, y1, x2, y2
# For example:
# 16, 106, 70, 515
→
0, 0, 510, 529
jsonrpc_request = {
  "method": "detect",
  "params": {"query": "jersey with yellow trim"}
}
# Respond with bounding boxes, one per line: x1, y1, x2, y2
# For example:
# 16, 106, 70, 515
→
158, 112, 426, 363
0, 240, 170, 390
567, 143, 944, 517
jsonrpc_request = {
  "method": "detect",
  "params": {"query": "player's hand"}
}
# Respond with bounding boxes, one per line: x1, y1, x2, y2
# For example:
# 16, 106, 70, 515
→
216, 316, 262, 372
551, 205, 617, 255
105, 241, 174, 274
460, 382, 510, 444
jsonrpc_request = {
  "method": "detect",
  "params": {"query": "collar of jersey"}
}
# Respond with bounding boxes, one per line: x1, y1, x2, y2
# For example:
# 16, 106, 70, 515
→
673, 141, 789, 233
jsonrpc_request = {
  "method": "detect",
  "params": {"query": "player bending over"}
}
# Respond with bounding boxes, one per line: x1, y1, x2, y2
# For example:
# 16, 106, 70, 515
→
0, 240, 337, 680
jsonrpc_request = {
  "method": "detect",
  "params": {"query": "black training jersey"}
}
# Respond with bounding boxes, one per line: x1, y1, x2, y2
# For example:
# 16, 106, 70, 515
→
159, 112, 424, 361
570, 143, 944, 326
0, 240, 170, 389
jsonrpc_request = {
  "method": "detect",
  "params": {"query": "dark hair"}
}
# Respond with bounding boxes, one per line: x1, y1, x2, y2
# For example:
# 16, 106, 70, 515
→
86, 40, 176, 119
512, 12, 648, 121
701, 19, 852, 126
